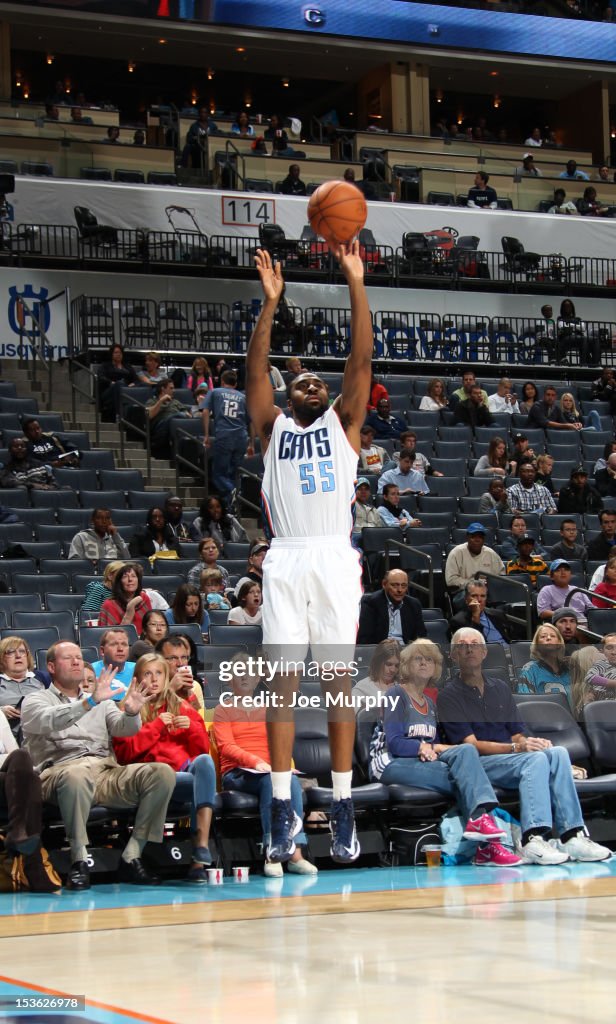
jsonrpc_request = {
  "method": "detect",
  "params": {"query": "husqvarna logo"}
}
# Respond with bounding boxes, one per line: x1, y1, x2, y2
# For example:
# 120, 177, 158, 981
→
304, 7, 326, 26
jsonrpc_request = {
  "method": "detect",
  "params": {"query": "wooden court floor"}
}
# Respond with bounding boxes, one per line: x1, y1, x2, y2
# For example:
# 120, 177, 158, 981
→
0, 864, 615, 1023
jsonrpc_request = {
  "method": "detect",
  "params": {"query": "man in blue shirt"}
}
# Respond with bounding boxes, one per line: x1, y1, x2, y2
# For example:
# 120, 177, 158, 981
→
91, 629, 135, 693
201, 369, 253, 506
559, 159, 590, 182
437, 627, 610, 865
377, 448, 429, 495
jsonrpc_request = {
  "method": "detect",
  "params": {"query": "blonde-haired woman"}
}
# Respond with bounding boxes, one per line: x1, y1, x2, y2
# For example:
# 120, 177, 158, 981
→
369, 639, 520, 864
569, 645, 603, 718
517, 623, 572, 706
113, 653, 216, 883
560, 391, 601, 431
419, 378, 447, 411
0, 636, 46, 737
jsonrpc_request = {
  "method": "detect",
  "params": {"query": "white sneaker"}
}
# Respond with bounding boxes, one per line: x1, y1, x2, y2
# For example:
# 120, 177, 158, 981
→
264, 860, 283, 877
287, 857, 318, 876
556, 834, 612, 863
521, 835, 570, 865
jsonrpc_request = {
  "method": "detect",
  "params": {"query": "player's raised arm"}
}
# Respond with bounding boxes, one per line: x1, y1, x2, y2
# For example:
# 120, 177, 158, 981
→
334, 240, 373, 453
246, 249, 285, 448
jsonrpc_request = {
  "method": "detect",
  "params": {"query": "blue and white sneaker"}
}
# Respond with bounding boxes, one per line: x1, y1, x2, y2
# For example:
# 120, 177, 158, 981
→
266, 798, 302, 863
330, 798, 360, 863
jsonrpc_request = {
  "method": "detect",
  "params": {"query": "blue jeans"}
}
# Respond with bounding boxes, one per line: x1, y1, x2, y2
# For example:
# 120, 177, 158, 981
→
480, 747, 583, 836
172, 753, 217, 832
380, 745, 497, 821
211, 436, 246, 502
222, 769, 307, 846
583, 410, 602, 431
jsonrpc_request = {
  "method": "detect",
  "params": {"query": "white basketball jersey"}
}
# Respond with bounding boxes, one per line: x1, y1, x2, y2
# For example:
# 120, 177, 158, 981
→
261, 406, 358, 538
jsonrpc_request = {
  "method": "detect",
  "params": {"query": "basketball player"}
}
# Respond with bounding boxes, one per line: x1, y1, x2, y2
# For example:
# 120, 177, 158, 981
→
246, 242, 372, 864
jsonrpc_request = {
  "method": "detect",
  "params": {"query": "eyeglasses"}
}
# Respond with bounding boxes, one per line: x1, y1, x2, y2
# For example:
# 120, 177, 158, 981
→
5, 647, 27, 656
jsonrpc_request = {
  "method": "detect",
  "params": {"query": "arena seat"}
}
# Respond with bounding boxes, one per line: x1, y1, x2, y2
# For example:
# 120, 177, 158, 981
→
13, 610, 76, 642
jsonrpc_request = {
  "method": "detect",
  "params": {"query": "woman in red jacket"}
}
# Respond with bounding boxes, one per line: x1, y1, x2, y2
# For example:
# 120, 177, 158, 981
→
113, 653, 216, 883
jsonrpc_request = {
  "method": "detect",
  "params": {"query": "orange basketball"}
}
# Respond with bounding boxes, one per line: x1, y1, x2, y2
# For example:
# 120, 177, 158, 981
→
307, 180, 368, 246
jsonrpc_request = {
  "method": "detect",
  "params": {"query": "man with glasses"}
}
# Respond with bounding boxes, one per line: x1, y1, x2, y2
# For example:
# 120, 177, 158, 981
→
437, 627, 611, 865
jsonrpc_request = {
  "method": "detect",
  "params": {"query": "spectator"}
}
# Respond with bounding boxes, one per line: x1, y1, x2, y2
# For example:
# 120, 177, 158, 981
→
577, 634, 616, 713
591, 367, 616, 410
129, 507, 182, 562
199, 568, 232, 612
282, 356, 304, 387
377, 483, 421, 531
267, 361, 285, 391
369, 638, 520, 866
449, 580, 511, 644
570, 645, 609, 718
165, 584, 210, 635
137, 351, 167, 386
146, 379, 199, 456
559, 160, 590, 181
99, 562, 152, 633
517, 383, 540, 416
129, 610, 170, 662
587, 509, 616, 562
97, 343, 138, 422
70, 108, 92, 126
364, 398, 406, 439
21, 642, 175, 889
0, 438, 59, 491
419, 377, 448, 411
444, 524, 504, 597
590, 558, 616, 607
560, 391, 602, 431
113, 652, 215, 882
0, 636, 47, 738
516, 153, 542, 177
213, 654, 316, 876
80, 560, 125, 618
474, 436, 511, 477
231, 111, 254, 137
524, 127, 543, 147
547, 188, 578, 215
201, 369, 252, 508
91, 628, 135, 689
466, 171, 497, 209
279, 164, 306, 196
517, 623, 572, 705
23, 418, 79, 467
549, 519, 587, 561
349, 475, 378, 532
156, 637, 204, 713
44, 103, 60, 121
378, 449, 429, 495
453, 385, 494, 428
527, 385, 575, 432
557, 467, 603, 514
393, 431, 443, 477
537, 559, 592, 623
449, 370, 488, 409
0, 708, 61, 891
478, 478, 511, 515
577, 185, 610, 217
104, 126, 120, 144
228, 580, 262, 626
534, 454, 556, 495
182, 106, 217, 167
509, 432, 537, 475
499, 515, 547, 561
552, 607, 583, 647
186, 357, 213, 394
189, 495, 247, 547
559, 299, 600, 365
164, 495, 192, 542
437, 627, 610, 865
132, 129, 145, 145
507, 463, 557, 514
265, 114, 295, 155
356, 569, 426, 645
352, 639, 401, 706
594, 453, 616, 498
597, 167, 612, 183
68, 508, 130, 562
487, 378, 520, 415
532, 308, 557, 362
187, 536, 230, 589
244, 539, 269, 588
595, 440, 616, 473
358, 424, 388, 474
505, 534, 548, 585
367, 374, 389, 412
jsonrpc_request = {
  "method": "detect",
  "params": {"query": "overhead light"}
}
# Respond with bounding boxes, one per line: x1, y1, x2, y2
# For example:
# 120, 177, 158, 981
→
489, 70, 499, 77
23, 87, 29, 99
281, 77, 289, 88
15, 72, 21, 87
435, 89, 443, 104
46, 54, 54, 65
236, 47, 245, 53
128, 61, 136, 73
158, 38, 167, 44
493, 94, 501, 108
207, 67, 214, 80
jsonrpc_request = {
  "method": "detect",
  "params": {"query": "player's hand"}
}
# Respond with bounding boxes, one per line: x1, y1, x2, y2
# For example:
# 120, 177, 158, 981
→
255, 248, 284, 303
333, 239, 364, 282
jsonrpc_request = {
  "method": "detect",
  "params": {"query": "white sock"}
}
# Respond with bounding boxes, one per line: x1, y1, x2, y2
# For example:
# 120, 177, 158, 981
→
271, 771, 292, 801
122, 836, 145, 863
332, 771, 353, 802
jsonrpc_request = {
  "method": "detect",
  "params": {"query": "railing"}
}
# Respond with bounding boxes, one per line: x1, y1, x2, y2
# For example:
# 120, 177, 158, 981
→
479, 571, 533, 641
172, 420, 208, 494
118, 390, 153, 483
566, 586, 616, 644
67, 355, 101, 447
384, 539, 434, 608
12, 287, 70, 412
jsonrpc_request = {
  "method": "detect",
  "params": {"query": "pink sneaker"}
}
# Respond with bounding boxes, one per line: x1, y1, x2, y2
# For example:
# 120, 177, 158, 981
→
473, 842, 523, 867
463, 814, 507, 842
